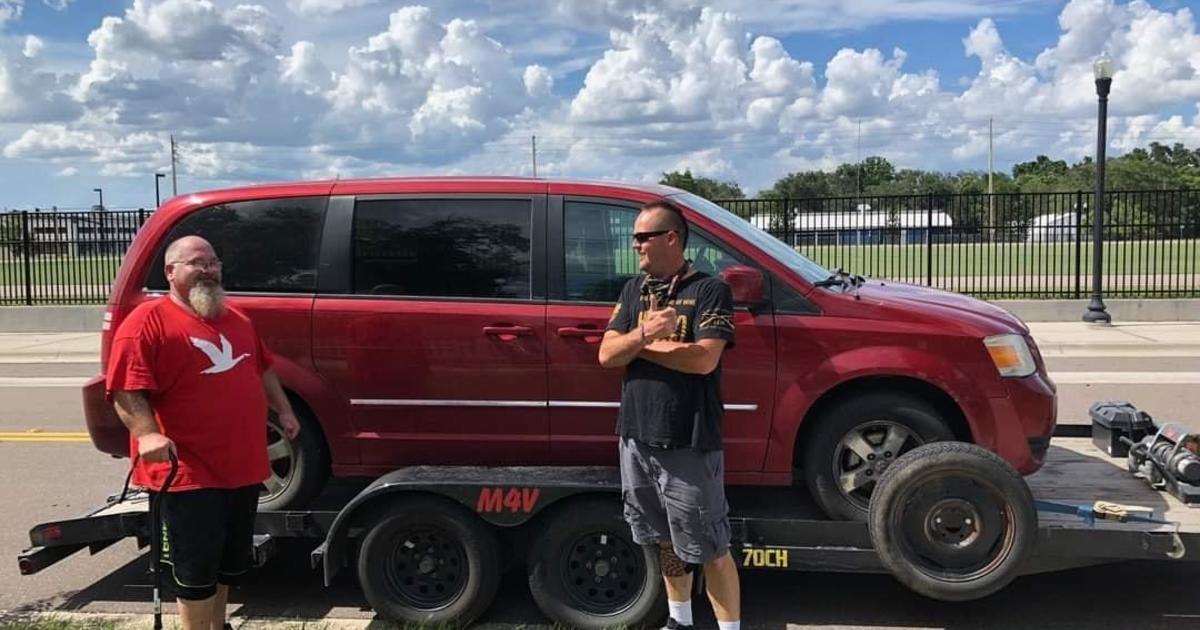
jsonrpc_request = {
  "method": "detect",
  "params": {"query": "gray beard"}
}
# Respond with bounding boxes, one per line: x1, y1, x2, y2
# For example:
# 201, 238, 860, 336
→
188, 283, 225, 320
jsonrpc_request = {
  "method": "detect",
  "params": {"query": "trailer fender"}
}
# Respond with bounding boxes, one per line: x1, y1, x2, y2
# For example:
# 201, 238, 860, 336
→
314, 465, 621, 585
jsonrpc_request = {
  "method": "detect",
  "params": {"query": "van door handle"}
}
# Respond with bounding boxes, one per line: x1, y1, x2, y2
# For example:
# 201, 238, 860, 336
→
557, 327, 604, 343
482, 325, 534, 341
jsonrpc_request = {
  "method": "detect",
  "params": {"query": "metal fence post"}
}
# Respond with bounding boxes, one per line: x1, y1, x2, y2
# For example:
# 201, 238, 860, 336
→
1074, 191, 1084, 299
20, 211, 31, 306
926, 193, 934, 285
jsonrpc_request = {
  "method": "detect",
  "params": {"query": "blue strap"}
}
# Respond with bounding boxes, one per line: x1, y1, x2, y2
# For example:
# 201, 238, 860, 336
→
1034, 500, 1171, 527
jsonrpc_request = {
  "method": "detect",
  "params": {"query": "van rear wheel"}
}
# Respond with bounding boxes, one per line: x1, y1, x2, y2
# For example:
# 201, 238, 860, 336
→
803, 393, 954, 521
258, 408, 328, 511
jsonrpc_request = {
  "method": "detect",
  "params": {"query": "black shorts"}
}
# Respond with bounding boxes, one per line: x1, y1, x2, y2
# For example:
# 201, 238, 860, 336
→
153, 485, 259, 601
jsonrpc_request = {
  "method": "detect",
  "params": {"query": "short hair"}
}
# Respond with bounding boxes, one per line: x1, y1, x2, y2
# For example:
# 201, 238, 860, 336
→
639, 200, 689, 248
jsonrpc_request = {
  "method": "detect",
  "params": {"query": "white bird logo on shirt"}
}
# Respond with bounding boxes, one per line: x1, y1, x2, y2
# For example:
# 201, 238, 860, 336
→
190, 334, 250, 375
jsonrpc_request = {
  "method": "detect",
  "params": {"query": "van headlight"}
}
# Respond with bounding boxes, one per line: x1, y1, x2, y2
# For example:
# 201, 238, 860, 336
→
983, 334, 1037, 378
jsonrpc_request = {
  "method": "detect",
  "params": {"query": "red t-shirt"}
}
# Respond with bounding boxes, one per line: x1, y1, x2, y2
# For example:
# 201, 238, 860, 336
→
106, 297, 273, 492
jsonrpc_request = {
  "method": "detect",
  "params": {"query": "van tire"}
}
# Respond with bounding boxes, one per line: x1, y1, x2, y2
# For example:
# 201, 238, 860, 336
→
803, 393, 954, 521
258, 408, 328, 511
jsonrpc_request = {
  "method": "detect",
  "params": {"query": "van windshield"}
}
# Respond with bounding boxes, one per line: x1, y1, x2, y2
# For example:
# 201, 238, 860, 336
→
669, 192, 830, 284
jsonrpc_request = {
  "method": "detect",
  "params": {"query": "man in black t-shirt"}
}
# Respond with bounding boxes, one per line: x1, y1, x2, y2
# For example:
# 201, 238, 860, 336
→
599, 200, 741, 630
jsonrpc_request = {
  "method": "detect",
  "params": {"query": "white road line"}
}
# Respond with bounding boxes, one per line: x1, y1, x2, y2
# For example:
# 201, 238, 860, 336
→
1048, 372, 1200, 384
0, 376, 89, 387
1040, 349, 1200, 358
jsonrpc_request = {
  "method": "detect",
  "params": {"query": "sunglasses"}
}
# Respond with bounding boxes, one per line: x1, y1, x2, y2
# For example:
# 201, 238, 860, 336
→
632, 229, 675, 244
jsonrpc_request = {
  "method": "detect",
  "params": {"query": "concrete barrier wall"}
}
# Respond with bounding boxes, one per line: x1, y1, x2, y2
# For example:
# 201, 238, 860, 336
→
992, 299, 1200, 322
0, 306, 106, 332
0, 299, 1196, 332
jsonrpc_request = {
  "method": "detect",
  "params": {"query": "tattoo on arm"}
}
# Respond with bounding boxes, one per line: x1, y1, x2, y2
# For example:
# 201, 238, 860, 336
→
113, 390, 157, 437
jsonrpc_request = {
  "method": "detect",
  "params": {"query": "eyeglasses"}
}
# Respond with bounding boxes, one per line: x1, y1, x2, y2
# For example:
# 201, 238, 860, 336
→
174, 258, 222, 270
632, 230, 674, 244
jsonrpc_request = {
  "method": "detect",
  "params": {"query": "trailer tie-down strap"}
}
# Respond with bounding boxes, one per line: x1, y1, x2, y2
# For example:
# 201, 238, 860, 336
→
1034, 499, 1185, 559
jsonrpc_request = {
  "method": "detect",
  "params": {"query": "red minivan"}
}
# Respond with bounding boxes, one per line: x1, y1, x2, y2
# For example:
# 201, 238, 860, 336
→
83, 177, 1056, 520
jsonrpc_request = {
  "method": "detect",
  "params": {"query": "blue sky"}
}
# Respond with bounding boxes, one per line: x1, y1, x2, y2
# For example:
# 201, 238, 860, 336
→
1, 0, 1199, 209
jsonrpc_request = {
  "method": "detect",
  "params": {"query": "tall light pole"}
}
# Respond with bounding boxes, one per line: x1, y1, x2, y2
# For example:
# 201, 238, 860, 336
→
155, 173, 166, 207
1083, 53, 1113, 324
93, 187, 104, 212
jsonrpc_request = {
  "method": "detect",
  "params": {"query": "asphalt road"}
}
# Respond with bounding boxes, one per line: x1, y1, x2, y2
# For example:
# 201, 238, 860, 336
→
2, 351, 1199, 627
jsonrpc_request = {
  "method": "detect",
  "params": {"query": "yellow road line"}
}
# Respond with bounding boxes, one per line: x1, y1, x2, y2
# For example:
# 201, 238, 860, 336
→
0, 431, 91, 443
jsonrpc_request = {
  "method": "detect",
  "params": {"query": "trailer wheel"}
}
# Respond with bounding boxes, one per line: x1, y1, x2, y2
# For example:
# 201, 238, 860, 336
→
869, 442, 1036, 602
528, 498, 664, 629
357, 496, 501, 626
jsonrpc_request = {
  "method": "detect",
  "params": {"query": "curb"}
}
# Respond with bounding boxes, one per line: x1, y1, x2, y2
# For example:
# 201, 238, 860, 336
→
0, 610, 537, 629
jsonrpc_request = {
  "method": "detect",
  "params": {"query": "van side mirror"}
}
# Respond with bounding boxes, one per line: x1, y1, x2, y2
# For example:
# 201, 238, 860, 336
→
720, 265, 765, 306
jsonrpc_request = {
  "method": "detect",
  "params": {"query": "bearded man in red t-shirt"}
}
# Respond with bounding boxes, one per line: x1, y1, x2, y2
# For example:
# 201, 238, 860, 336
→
107, 235, 300, 630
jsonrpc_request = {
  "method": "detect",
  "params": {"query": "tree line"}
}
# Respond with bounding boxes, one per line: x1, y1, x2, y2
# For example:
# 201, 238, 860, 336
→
661, 141, 1200, 200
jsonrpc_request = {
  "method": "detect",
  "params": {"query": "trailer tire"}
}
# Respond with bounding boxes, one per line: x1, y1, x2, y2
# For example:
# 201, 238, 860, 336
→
869, 442, 1036, 602
357, 496, 501, 626
528, 498, 665, 629
805, 393, 954, 521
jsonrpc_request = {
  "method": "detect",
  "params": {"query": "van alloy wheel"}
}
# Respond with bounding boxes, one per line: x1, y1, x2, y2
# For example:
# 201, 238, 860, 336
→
260, 418, 298, 504
832, 420, 925, 511
804, 393, 955, 521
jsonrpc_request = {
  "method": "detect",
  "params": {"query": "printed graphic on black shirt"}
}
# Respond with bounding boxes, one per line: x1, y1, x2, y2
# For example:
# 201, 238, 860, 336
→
605, 271, 736, 451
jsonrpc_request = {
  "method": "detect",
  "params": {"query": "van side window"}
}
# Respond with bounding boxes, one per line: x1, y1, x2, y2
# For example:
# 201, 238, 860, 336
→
352, 198, 532, 300
563, 201, 744, 302
145, 197, 326, 293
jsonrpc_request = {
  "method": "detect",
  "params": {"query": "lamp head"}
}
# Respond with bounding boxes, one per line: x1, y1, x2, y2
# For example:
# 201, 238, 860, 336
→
1093, 53, 1114, 81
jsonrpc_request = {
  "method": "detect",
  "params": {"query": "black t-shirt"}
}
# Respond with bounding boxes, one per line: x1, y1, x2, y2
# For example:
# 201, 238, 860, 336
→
606, 270, 736, 451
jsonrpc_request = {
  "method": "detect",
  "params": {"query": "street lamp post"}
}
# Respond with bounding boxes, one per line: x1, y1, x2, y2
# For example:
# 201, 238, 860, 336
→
93, 187, 104, 212
1083, 54, 1113, 324
155, 173, 166, 207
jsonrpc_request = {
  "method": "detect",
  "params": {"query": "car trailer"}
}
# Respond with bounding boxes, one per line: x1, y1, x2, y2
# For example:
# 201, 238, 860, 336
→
18, 435, 1200, 629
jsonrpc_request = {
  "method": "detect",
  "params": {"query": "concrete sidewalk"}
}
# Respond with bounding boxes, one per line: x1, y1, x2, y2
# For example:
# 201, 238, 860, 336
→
0, 322, 1196, 363
0, 332, 99, 363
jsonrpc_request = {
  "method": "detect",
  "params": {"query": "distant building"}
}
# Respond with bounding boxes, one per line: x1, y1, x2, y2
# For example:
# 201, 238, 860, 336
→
5, 212, 140, 257
751, 204, 954, 246
1026, 211, 1078, 243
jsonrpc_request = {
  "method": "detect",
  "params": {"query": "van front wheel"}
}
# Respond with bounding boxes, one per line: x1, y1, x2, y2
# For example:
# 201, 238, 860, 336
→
803, 393, 954, 521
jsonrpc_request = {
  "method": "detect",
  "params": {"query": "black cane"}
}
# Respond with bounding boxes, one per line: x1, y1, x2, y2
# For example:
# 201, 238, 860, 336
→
151, 451, 179, 630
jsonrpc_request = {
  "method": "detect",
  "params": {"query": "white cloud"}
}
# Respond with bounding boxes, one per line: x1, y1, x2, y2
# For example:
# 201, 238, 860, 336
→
279, 40, 330, 94
44, 0, 74, 10
321, 6, 548, 162
286, 0, 378, 16
4, 0, 1200, 202
524, 64, 553, 98
22, 33, 41, 57
0, 45, 82, 122
551, 0, 1038, 34
4, 125, 96, 159
964, 18, 1004, 61
0, 0, 22, 29
55, 166, 79, 176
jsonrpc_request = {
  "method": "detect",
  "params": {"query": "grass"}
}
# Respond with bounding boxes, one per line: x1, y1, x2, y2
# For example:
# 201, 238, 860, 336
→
798, 239, 1200, 279
0, 617, 119, 630
0, 256, 121, 287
